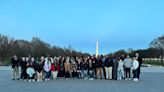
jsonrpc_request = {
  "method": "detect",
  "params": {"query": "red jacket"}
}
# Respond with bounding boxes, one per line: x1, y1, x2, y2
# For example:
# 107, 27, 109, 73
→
51, 64, 55, 71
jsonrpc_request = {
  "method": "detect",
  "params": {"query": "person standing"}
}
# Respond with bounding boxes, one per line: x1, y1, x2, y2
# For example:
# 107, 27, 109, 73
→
123, 55, 133, 80
132, 57, 139, 81
104, 56, 113, 80
80, 57, 85, 79
95, 55, 103, 79
117, 58, 124, 80
112, 57, 118, 80
83, 58, 89, 79
64, 57, 71, 78
88, 59, 94, 80
20, 57, 27, 80
36, 57, 44, 82
91, 57, 96, 79
135, 53, 143, 79
71, 59, 78, 79
11, 55, 19, 80
77, 58, 82, 79
44, 55, 52, 81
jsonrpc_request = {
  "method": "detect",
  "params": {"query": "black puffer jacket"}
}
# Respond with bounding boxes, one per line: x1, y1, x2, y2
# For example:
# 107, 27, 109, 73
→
83, 62, 88, 70
11, 58, 19, 68
96, 58, 103, 68
104, 58, 113, 67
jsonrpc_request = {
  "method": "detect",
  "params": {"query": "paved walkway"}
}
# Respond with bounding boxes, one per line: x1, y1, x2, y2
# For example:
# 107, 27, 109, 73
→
0, 66, 164, 92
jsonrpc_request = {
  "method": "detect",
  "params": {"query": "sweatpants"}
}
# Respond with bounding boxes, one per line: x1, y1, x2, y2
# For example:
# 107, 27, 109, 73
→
105, 67, 112, 79
12, 67, 19, 79
117, 68, 124, 80
37, 71, 42, 81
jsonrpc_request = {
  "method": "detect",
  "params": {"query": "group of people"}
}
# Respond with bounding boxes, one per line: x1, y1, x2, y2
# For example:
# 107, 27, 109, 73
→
11, 53, 142, 82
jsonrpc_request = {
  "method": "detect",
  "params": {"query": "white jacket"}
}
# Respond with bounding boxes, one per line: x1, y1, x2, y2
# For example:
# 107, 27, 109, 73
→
132, 60, 139, 70
118, 60, 124, 70
44, 58, 52, 72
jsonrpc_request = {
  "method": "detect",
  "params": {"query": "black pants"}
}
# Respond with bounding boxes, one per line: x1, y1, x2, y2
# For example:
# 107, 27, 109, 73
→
72, 71, 77, 78
77, 71, 81, 78
58, 70, 65, 78
102, 66, 106, 79
133, 69, 138, 78
137, 67, 141, 79
28, 74, 35, 79
21, 68, 27, 79
125, 68, 131, 78
65, 71, 70, 78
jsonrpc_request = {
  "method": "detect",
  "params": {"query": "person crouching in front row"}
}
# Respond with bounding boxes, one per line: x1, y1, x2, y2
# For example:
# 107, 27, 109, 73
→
26, 57, 36, 82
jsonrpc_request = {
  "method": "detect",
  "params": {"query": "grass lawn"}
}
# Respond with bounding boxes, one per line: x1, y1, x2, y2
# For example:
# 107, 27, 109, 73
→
143, 60, 164, 66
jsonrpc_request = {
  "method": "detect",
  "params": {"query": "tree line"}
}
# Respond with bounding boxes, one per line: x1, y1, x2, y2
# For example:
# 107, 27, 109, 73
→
0, 34, 90, 64
110, 35, 164, 64
0, 34, 163, 64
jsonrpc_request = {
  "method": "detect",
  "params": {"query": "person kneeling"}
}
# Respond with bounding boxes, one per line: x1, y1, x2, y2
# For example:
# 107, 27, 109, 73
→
27, 65, 36, 82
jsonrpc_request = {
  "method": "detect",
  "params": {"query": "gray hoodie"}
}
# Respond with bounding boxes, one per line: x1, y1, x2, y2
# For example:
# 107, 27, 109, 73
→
123, 58, 132, 68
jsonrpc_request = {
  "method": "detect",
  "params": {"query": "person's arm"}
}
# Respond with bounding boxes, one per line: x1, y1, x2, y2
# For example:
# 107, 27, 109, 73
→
11, 58, 14, 68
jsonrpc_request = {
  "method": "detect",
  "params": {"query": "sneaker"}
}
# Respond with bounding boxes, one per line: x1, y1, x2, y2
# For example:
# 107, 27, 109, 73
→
117, 78, 121, 80
90, 78, 94, 80
133, 78, 139, 82
29, 79, 31, 82
125, 78, 128, 80
84, 78, 88, 80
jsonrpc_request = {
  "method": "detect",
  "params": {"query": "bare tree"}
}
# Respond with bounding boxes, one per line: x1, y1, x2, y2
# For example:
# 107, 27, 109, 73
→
0, 34, 90, 64
150, 35, 164, 64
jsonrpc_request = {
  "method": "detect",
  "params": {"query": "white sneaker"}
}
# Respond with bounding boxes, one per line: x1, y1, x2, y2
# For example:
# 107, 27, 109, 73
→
29, 79, 31, 82
89, 78, 94, 80
32, 79, 35, 82
133, 78, 139, 82
125, 78, 128, 80
37, 80, 40, 82
84, 78, 88, 80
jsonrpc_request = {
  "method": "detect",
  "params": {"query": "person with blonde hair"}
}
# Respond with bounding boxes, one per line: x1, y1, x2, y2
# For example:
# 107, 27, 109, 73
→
64, 57, 71, 78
